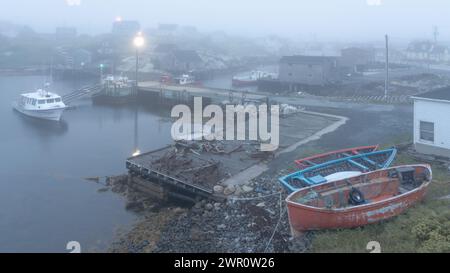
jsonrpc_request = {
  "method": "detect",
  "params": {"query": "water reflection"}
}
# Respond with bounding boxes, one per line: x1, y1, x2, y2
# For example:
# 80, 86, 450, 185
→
12, 109, 69, 137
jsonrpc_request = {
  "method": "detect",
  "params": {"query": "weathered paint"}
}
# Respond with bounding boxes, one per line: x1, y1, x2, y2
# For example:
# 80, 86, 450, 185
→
280, 148, 397, 192
366, 202, 406, 220
294, 145, 378, 169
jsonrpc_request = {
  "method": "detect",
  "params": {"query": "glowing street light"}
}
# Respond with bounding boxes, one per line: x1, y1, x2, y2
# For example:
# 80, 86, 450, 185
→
133, 32, 145, 87
132, 32, 145, 159
133, 33, 145, 48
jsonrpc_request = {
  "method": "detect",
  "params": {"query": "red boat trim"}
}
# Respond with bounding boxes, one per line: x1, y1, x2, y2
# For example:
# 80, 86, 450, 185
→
294, 145, 379, 168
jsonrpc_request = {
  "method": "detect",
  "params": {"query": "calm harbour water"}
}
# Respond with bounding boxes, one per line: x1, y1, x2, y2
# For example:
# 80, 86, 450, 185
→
0, 75, 174, 252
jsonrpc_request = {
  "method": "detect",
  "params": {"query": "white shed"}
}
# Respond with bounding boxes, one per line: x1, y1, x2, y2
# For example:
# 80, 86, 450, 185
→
412, 88, 450, 157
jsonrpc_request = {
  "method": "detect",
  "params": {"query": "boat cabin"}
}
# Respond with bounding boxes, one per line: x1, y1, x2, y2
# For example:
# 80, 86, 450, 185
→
174, 74, 195, 85
19, 90, 64, 109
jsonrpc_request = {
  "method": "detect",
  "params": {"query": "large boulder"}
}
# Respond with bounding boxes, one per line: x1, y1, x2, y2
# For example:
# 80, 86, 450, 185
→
223, 185, 236, 195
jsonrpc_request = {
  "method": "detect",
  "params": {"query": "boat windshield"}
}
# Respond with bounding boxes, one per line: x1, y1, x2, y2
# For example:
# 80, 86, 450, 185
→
38, 100, 45, 105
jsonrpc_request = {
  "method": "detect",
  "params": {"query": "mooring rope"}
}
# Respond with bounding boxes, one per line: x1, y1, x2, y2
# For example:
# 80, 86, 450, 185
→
264, 192, 286, 253
226, 191, 287, 253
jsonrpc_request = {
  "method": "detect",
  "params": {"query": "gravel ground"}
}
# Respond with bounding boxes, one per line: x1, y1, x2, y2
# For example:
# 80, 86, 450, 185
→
107, 101, 414, 253
107, 172, 312, 253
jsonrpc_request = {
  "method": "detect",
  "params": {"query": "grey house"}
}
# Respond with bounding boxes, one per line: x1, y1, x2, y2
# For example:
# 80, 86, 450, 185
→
160, 50, 203, 73
340, 47, 375, 72
279, 55, 338, 86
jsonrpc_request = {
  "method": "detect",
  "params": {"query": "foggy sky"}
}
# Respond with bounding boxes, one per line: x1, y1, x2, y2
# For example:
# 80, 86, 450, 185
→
2, 0, 449, 41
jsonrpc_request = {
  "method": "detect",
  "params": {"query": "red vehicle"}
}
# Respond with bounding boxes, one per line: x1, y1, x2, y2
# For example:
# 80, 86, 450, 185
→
294, 145, 378, 169
159, 75, 172, 84
286, 164, 432, 237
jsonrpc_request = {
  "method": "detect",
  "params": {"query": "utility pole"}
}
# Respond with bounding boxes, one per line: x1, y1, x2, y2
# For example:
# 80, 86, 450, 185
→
433, 25, 439, 44
384, 34, 389, 101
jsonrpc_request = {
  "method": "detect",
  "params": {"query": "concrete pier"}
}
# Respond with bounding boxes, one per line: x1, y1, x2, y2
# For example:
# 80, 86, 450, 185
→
138, 81, 268, 105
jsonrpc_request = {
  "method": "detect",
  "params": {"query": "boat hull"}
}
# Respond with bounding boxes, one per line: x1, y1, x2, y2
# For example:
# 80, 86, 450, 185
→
232, 79, 258, 87
295, 145, 378, 169
92, 94, 136, 105
13, 103, 65, 121
286, 165, 431, 236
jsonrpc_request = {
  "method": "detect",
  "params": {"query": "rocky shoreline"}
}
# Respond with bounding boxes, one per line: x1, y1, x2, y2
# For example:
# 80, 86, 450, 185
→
106, 172, 312, 253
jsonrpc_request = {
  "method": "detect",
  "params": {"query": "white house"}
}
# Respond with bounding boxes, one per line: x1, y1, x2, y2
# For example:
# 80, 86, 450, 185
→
405, 41, 450, 63
412, 87, 450, 157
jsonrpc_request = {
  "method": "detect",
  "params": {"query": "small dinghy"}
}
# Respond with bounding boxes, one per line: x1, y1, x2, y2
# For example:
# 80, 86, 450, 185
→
295, 145, 379, 170
286, 164, 432, 236
279, 148, 397, 192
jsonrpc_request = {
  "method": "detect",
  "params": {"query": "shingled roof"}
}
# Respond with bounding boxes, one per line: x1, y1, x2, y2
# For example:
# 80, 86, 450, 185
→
413, 86, 450, 101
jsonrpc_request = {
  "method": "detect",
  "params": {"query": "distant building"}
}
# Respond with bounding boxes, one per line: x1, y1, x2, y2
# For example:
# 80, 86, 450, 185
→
55, 27, 77, 42
158, 24, 178, 32
412, 87, 450, 157
72, 49, 92, 69
278, 55, 339, 86
340, 47, 375, 72
160, 50, 203, 73
55, 47, 92, 69
405, 41, 450, 63
152, 44, 178, 70
112, 20, 140, 37
429, 45, 450, 63
154, 43, 178, 54
180, 26, 197, 34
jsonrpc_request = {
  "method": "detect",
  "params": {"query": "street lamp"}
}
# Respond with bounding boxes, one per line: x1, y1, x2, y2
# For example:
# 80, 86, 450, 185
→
133, 32, 145, 88
132, 32, 145, 157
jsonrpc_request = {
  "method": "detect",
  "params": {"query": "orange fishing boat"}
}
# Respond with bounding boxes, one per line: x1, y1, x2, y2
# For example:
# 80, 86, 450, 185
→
294, 145, 378, 169
286, 164, 432, 236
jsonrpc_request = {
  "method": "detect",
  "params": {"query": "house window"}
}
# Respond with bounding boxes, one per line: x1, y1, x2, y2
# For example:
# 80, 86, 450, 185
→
419, 121, 434, 142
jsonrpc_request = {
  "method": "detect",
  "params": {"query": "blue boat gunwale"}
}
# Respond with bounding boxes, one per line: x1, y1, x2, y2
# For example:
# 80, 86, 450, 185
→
279, 148, 398, 193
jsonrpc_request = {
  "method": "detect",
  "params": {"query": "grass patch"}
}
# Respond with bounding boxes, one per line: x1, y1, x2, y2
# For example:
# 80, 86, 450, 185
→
308, 151, 450, 253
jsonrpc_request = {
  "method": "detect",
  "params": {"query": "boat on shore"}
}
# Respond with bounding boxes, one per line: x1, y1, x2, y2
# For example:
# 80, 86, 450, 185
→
286, 164, 432, 236
12, 89, 66, 121
295, 145, 378, 169
279, 148, 397, 192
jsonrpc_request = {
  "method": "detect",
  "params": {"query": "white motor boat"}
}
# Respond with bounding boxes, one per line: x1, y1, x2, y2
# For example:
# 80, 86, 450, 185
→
13, 89, 66, 121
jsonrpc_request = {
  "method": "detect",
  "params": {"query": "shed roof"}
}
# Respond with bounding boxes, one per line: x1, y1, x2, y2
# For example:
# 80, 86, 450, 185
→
413, 86, 450, 102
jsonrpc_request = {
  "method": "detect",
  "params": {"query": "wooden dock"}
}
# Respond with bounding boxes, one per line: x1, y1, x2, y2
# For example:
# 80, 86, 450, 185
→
126, 140, 266, 201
